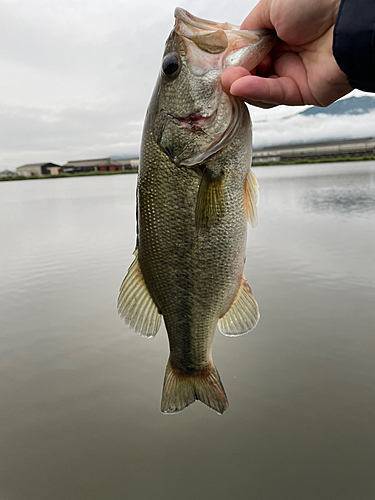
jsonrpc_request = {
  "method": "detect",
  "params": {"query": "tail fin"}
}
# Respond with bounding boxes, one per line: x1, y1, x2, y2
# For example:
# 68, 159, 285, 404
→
161, 360, 228, 414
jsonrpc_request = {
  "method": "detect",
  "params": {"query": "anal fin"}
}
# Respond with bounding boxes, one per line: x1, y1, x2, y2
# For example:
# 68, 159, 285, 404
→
218, 276, 259, 336
117, 248, 161, 338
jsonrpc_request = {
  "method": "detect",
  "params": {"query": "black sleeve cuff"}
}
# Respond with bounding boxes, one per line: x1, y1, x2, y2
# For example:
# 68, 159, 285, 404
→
333, 0, 375, 92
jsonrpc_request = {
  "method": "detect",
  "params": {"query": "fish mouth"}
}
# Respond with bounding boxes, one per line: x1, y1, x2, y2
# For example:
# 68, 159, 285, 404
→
176, 111, 217, 131
174, 7, 277, 72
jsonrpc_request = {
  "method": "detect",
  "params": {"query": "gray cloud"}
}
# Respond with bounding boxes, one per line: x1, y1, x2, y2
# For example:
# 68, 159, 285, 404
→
0, 0, 371, 170
252, 108, 375, 148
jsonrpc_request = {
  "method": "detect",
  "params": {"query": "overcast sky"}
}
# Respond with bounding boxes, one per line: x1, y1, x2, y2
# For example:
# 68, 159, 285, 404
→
1, 0, 374, 171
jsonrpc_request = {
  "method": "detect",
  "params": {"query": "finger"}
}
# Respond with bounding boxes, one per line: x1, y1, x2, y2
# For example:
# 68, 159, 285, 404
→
229, 74, 307, 106
221, 67, 250, 89
222, 68, 278, 108
240, 0, 273, 31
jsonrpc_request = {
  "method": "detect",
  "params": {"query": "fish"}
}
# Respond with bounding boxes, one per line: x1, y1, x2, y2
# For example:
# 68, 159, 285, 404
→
118, 8, 277, 414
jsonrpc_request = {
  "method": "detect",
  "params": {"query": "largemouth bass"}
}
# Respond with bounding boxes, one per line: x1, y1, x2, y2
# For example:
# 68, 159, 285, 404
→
118, 8, 276, 414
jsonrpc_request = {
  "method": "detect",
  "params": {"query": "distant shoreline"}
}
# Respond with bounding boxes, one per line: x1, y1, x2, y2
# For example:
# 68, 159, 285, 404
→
252, 154, 375, 167
2, 155, 375, 181
0, 169, 138, 182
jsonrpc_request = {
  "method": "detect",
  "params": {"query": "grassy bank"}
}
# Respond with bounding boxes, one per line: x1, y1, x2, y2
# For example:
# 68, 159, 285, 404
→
0, 169, 138, 181
252, 154, 375, 167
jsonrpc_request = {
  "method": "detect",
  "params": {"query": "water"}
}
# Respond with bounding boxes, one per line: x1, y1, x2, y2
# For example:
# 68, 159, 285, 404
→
0, 162, 374, 500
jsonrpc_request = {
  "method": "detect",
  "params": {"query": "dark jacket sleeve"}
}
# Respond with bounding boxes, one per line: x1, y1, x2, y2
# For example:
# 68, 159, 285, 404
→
333, 0, 375, 92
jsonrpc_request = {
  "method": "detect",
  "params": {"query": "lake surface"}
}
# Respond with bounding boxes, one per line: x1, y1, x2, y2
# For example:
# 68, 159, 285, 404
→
0, 162, 374, 500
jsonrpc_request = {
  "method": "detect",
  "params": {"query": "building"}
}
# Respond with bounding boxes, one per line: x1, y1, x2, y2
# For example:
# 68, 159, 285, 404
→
253, 137, 375, 164
16, 163, 61, 177
62, 157, 139, 174
0, 170, 16, 178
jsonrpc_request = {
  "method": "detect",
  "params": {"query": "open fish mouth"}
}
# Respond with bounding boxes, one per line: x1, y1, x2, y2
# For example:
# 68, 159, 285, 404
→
174, 7, 277, 72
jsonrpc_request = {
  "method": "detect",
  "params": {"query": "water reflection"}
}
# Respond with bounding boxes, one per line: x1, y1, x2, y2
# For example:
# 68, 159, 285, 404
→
0, 163, 374, 500
305, 185, 375, 214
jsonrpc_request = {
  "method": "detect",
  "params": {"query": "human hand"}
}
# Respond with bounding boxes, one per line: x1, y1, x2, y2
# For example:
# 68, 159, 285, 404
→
222, 0, 353, 108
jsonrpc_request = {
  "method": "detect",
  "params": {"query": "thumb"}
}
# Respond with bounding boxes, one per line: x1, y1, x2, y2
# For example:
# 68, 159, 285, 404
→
240, 0, 274, 31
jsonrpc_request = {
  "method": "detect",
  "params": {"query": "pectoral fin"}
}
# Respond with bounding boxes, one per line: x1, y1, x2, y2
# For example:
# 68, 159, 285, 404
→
244, 171, 259, 228
117, 248, 161, 338
195, 167, 225, 232
218, 276, 259, 336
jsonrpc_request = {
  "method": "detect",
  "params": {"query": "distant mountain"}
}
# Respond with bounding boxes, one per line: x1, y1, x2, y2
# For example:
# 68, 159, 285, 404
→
300, 96, 375, 117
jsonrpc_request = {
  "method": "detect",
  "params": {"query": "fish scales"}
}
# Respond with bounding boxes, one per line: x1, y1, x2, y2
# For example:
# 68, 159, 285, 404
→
118, 8, 277, 414
139, 113, 249, 370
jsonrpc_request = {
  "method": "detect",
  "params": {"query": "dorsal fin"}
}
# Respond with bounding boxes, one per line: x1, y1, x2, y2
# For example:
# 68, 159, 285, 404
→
117, 248, 162, 338
244, 170, 259, 228
218, 276, 259, 336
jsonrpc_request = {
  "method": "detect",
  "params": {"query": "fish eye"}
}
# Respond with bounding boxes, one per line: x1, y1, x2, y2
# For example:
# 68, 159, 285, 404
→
162, 53, 181, 79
